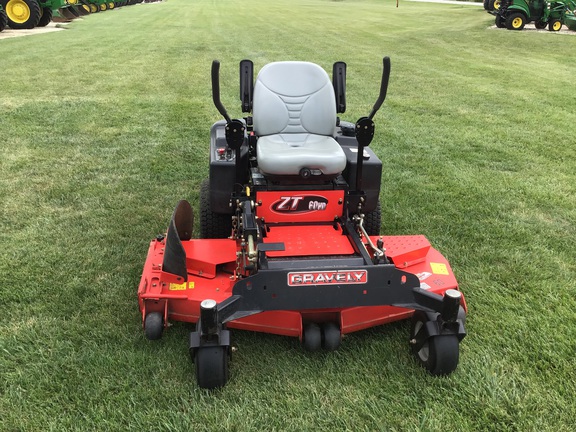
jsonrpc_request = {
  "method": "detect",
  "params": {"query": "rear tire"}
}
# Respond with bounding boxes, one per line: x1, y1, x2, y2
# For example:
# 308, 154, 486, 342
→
505, 12, 525, 30
4, 0, 42, 29
534, 20, 547, 29
199, 179, 233, 239
0, 8, 7, 32
363, 200, 382, 236
36, 6, 51, 27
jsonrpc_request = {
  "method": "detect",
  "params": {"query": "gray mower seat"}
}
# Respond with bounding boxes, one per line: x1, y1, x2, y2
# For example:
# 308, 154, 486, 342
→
253, 61, 347, 177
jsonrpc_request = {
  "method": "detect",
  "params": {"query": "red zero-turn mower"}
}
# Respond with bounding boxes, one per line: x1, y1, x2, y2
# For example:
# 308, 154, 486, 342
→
138, 57, 467, 389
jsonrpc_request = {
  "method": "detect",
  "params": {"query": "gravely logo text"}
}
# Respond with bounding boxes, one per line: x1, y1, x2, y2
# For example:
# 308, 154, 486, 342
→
288, 270, 368, 286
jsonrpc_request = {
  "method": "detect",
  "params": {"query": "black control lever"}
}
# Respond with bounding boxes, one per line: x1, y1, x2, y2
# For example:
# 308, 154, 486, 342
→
333, 61, 347, 114
240, 59, 254, 113
368, 56, 391, 121
354, 56, 391, 193
211, 60, 231, 123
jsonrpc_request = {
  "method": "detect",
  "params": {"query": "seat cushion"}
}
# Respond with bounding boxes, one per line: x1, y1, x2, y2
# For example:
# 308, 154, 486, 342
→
253, 62, 337, 137
257, 133, 347, 176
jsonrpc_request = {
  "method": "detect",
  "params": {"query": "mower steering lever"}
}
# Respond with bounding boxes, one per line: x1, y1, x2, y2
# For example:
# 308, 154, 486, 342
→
211, 60, 232, 123
368, 56, 391, 121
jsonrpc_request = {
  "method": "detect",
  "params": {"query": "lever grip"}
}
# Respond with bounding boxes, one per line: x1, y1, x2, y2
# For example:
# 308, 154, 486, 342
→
211, 60, 231, 123
368, 56, 391, 120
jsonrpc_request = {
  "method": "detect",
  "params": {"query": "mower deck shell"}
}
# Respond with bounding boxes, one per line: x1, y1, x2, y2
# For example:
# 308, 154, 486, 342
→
138, 230, 464, 339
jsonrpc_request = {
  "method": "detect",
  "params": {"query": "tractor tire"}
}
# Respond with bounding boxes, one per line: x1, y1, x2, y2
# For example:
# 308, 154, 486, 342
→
548, 19, 562, 31
3, 0, 42, 29
0, 8, 7, 32
67, 5, 80, 16
534, 20, 548, 29
89, 3, 97, 13
483, 0, 489, 10
487, 0, 495, 11
495, 14, 506, 28
36, 6, 51, 27
99, 2, 107, 11
505, 12, 526, 30
199, 179, 233, 239
363, 199, 382, 236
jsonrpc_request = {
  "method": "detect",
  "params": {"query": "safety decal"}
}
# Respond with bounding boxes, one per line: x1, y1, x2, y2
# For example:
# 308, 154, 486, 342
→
416, 272, 432, 281
169, 282, 195, 290
430, 262, 449, 275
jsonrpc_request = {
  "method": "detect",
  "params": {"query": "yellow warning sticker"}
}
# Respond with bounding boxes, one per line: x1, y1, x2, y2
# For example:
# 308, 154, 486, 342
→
430, 262, 449, 275
169, 282, 195, 291
169, 282, 187, 291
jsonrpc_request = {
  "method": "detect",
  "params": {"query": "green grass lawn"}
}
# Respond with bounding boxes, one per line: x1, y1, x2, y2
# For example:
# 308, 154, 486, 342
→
1, 0, 575, 430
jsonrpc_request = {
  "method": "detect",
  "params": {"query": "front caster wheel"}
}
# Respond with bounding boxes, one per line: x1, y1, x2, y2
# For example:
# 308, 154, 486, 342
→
410, 311, 460, 376
195, 345, 229, 389
144, 312, 163, 340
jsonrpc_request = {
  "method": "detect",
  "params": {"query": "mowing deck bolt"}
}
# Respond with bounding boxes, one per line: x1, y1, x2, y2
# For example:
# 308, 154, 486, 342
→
409, 339, 416, 345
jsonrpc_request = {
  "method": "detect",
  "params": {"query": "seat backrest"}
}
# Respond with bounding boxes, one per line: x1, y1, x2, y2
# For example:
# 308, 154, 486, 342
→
252, 62, 337, 137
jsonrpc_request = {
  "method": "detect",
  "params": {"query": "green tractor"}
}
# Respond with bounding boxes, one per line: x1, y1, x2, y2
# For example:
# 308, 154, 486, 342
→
0, 4, 7, 31
565, 7, 576, 29
79, 0, 117, 13
0, 0, 76, 29
496, 0, 576, 30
